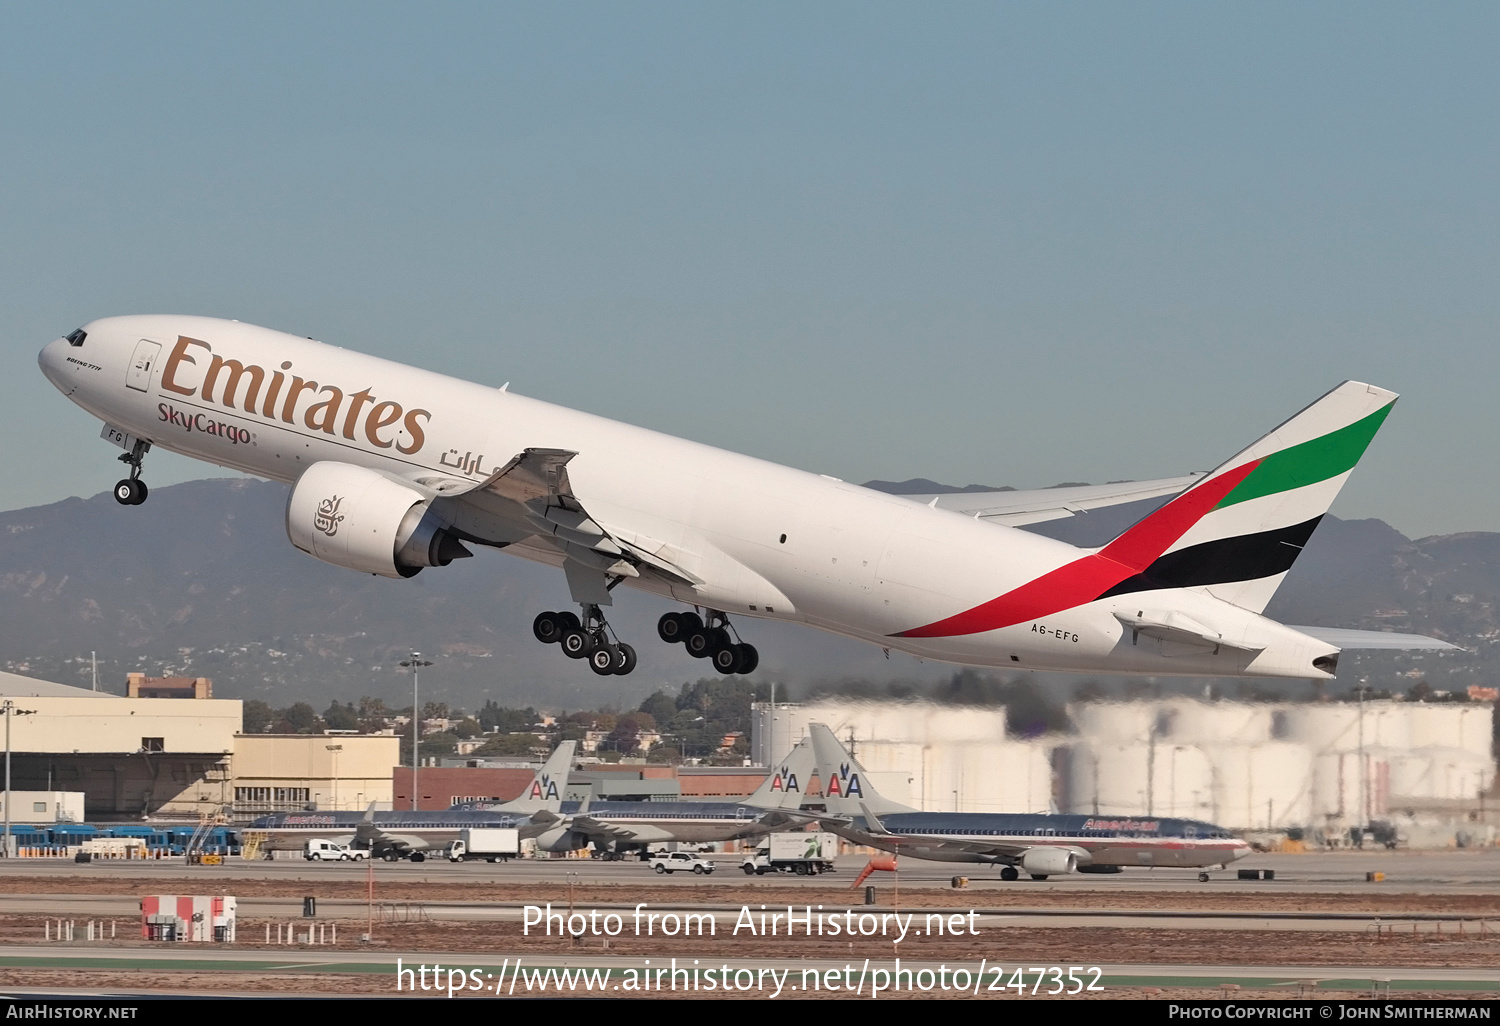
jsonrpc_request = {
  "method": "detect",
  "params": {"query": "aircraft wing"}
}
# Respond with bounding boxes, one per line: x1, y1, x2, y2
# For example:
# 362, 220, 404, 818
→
430, 448, 701, 595
1290, 627, 1462, 651
566, 816, 640, 843
903, 475, 1203, 527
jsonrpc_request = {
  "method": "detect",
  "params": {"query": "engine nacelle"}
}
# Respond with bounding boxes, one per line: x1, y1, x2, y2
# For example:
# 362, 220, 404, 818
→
286, 461, 471, 578
1019, 846, 1078, 877
533, 826, 590, 853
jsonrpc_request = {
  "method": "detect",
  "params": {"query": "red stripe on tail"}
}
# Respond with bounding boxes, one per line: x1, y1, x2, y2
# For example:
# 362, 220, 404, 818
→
894, 460, 1259, 639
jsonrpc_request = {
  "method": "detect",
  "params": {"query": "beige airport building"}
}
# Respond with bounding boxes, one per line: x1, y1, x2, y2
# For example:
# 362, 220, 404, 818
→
0, 671, 398, 819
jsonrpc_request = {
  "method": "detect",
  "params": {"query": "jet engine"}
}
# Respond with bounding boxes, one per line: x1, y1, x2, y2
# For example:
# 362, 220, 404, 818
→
533, 825, 590, 853
1019, 846, 1078, 878
286, 461, 471, 578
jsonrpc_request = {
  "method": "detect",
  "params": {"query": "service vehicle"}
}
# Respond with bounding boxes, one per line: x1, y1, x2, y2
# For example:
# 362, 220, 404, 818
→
303, 838, 367, 861
741, 831, 838, 875
445, 827, 520, 862
649, 851, 715, 874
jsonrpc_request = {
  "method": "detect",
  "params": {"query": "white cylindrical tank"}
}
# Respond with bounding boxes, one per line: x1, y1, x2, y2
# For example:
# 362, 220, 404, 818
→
1209, 742, 1313, 829
1284, 704, 1362, 754
1064, 743, 1152, 816
1389, 747, 1494, 802
1167, 700, 1274, 745
1068, 702, 1157, 744
1148, 744, 1215, 819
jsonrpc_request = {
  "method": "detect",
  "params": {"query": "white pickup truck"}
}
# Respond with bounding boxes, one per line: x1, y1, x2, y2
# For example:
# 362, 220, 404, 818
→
649, 851, 715, 875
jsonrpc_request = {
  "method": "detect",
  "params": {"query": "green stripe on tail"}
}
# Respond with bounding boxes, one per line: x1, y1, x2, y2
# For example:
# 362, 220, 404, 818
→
1214, 402, 1394, 511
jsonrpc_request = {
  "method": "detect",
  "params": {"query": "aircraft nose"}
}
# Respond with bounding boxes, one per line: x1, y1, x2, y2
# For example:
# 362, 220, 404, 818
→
37, 337, 73, 393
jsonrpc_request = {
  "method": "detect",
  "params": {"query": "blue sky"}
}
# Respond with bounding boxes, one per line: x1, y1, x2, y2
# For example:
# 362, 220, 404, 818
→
4, 3, 1496, 536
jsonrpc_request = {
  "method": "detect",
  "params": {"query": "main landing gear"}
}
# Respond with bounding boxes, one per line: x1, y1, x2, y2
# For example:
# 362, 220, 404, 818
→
658, 610, 758, 675
113, 440, 151, 506
533, 605, 638, 676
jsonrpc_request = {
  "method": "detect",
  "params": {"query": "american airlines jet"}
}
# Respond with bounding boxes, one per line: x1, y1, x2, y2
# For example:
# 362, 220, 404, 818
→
799, 725, 1250, 881
39, 316, 1452, 679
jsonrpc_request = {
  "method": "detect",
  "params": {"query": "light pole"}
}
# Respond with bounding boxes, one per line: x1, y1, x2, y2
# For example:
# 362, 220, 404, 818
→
3, 701, 36, 858
325, 744, 343, 812
400, 653, 432, 812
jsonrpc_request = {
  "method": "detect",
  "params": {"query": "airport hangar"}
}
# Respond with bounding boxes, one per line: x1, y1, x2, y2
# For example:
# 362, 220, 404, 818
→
0, 671, 397, 820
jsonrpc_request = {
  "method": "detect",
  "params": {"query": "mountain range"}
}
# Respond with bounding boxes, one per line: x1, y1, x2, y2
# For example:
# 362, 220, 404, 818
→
0, 478, 1489, 708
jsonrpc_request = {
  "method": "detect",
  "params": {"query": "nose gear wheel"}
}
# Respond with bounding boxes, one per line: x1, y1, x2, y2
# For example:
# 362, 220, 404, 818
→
113, 439, 152, 506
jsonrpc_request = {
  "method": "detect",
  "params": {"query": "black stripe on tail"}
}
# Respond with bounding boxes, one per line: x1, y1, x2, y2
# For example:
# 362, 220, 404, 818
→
1098, 516, 1323, 600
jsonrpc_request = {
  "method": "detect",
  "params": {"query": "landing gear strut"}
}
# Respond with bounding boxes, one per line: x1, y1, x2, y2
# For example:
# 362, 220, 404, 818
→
658, 609, 758, 675
113, 440, 151, 506
532, 605, 637, 676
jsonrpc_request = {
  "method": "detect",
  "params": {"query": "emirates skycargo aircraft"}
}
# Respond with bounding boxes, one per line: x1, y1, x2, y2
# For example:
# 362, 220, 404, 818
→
38, 316, 1453, 679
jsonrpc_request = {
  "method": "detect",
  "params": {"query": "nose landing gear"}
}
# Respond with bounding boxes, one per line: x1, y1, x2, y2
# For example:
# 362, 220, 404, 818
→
113, 440, 151, 506
533, 605, 637, 676
657, 609, 758, 675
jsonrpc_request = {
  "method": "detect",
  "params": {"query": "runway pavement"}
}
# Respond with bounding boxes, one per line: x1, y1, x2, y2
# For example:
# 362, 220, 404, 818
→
0, 848, 1495, 892
0, 945, 1491, 996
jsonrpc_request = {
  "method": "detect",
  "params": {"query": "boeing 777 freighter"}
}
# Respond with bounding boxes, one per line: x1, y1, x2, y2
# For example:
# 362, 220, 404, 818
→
40, 316, 1453, 679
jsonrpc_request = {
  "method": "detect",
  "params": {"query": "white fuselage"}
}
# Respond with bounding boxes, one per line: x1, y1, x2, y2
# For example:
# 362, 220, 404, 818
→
38, 316, 1336, 678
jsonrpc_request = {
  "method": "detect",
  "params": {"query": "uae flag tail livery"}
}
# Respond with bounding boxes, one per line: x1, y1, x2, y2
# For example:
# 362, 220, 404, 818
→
895, 382, 1453, 678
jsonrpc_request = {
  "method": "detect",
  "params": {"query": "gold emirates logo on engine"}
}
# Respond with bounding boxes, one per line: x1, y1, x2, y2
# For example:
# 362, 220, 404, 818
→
161, 336, 431, 454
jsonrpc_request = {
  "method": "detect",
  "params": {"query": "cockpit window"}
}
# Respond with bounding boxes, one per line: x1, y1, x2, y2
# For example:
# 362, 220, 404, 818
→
66, 328, 87, 347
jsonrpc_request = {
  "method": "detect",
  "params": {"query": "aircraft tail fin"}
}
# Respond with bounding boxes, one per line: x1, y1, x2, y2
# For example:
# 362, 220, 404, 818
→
501, 740, 575, 813
1094, 381, 1398, 613
746, 732, 819, 810
806, 724, 917, 816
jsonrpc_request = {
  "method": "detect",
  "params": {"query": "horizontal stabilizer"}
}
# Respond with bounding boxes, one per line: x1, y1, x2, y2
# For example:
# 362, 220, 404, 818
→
907, 476, 1203, 526
1290, 627, 1462, 652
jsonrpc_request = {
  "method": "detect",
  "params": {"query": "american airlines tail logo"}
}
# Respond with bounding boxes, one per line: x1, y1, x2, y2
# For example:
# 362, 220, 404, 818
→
314, 495, 345, 536
768, 767, 800, 793
826, 763, 863, 798
528, 775, 560, 801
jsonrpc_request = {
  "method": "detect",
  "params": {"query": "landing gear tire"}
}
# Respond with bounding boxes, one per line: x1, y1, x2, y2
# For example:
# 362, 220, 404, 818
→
1198, 872, 1210, 883
1029, 874, 1047, 881
710, 644, 741, 674
561, 629, 595, 659
685, 628, 715, 659
113, 439, 151, 505
734, 643, 758, 674
533, 612, 564, 644
613, 642, 637, 675
1000, 866, 1019, 881
113, 479, 147, 505
590, 644, 620, 675
658, 613, 686, 643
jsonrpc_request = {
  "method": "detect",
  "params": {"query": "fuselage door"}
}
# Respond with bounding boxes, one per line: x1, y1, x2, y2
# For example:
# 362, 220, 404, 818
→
126, 339, 162, 392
